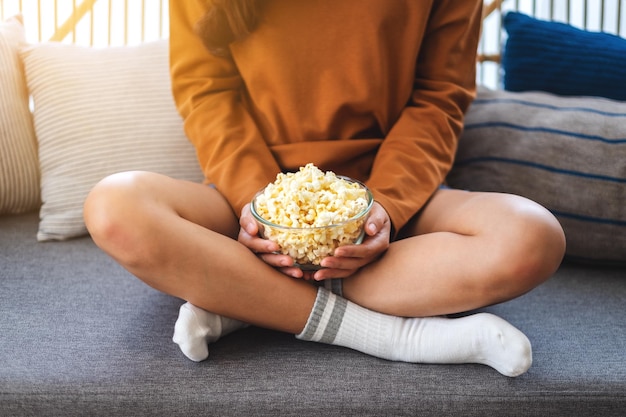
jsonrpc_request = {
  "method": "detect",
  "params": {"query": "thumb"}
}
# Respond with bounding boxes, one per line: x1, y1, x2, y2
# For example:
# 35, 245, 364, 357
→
240, 204, 258, 235
366, 219, 378, 236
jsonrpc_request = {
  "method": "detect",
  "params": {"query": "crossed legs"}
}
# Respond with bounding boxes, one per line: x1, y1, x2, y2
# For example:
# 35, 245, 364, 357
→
84, 171, 565, 375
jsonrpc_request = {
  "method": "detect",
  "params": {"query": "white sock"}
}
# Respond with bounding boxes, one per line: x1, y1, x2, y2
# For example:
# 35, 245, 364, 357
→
296, 287, 532, 377
172, 302, 248, 362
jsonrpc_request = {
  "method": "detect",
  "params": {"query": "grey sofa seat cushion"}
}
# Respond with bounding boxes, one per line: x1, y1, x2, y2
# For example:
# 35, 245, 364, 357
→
1, 213, 625, 416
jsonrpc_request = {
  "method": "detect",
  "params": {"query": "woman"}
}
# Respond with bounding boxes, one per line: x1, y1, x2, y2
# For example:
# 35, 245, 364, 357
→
84, 0, 565, 377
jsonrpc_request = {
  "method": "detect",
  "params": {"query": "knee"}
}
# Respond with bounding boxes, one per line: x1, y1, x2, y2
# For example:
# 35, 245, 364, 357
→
84, 171, 156, 263
85, 171, 143, 236
490, 195, 566, 297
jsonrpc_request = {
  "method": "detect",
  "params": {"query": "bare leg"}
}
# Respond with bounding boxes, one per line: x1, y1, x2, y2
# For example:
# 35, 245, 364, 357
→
342, 189, 566, 317
84, 171, 317, 334
84, 174, 558, 376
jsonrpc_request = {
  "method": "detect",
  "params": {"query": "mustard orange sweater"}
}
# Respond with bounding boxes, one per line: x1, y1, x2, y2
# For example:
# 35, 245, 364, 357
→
170, 0, 482, 232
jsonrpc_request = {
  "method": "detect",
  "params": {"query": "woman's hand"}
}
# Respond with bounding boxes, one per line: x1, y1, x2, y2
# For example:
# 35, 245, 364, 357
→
238, 203, 304, 278
238, 201, 392, 281
312, 201, 391, 281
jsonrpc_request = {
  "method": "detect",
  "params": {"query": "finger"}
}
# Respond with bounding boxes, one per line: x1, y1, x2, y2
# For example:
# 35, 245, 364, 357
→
331, 244, 369, 259
313, 267, 357, 281
277, 266, 304, 279
364, 202, 393, 238
365, 221, 378, 236
365, 204, 386, 235
332, 235, 385, 258
301, 270, 316, 281
259, 253, 295, 268
320, 255, 367, 271
239, 204, 259, 236
239, 229, 279, 254
335, 226, 390, 260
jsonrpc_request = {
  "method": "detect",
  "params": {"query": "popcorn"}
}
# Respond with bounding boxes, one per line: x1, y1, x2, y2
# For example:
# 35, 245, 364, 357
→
253, 163, 371, 266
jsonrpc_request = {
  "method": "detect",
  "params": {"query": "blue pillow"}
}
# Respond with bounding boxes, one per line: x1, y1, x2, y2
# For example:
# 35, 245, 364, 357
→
502, 12, 626, 101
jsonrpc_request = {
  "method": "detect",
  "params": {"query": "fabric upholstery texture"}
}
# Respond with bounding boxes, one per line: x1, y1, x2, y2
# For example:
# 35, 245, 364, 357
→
447, 88, 626, 264
502, 12, 626, 100
20, 39, 204, 241
0, 15, 40, 214
1, 213, 625, 417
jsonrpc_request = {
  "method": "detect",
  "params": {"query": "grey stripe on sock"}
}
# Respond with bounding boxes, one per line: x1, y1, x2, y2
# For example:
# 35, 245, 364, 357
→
319, 295, 348, 344
322, 278, 343, 296
330, 278, 343, 297
298, 288, 329, 341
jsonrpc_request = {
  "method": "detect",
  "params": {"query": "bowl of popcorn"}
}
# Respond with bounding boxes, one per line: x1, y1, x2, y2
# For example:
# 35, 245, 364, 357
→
251, 163, 374, 270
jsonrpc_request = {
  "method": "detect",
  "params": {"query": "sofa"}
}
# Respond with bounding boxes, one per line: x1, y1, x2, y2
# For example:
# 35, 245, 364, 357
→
1, 7, 625, 417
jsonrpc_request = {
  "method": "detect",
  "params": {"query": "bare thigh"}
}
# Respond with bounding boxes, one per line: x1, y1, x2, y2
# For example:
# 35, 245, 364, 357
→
343, 188, 565, 317
85, 171, 239, 239
84, 171, 242, 293
402, 188, 551, 237
84, 171, 317, 332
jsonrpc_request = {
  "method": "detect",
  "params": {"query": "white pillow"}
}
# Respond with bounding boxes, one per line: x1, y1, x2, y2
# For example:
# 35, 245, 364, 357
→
21, 39, 204, 241
0, 15, 40, 214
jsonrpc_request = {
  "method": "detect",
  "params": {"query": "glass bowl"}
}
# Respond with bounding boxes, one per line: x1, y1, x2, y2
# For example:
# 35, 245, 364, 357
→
250, 177, 373, 270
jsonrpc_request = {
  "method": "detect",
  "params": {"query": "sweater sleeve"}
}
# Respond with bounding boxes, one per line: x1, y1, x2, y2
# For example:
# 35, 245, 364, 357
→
169, 0, 281, 217
365, 0, 482, 233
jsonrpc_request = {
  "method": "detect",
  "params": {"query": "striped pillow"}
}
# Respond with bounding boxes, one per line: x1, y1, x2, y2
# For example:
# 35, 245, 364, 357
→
21, 39, 204, 241
0, 15, 40, 214
447, 88, 626, 264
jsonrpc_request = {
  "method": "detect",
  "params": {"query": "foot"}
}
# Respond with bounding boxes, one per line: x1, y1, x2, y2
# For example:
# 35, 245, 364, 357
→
391, 312, 532, 377
172, 302, 248, 362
